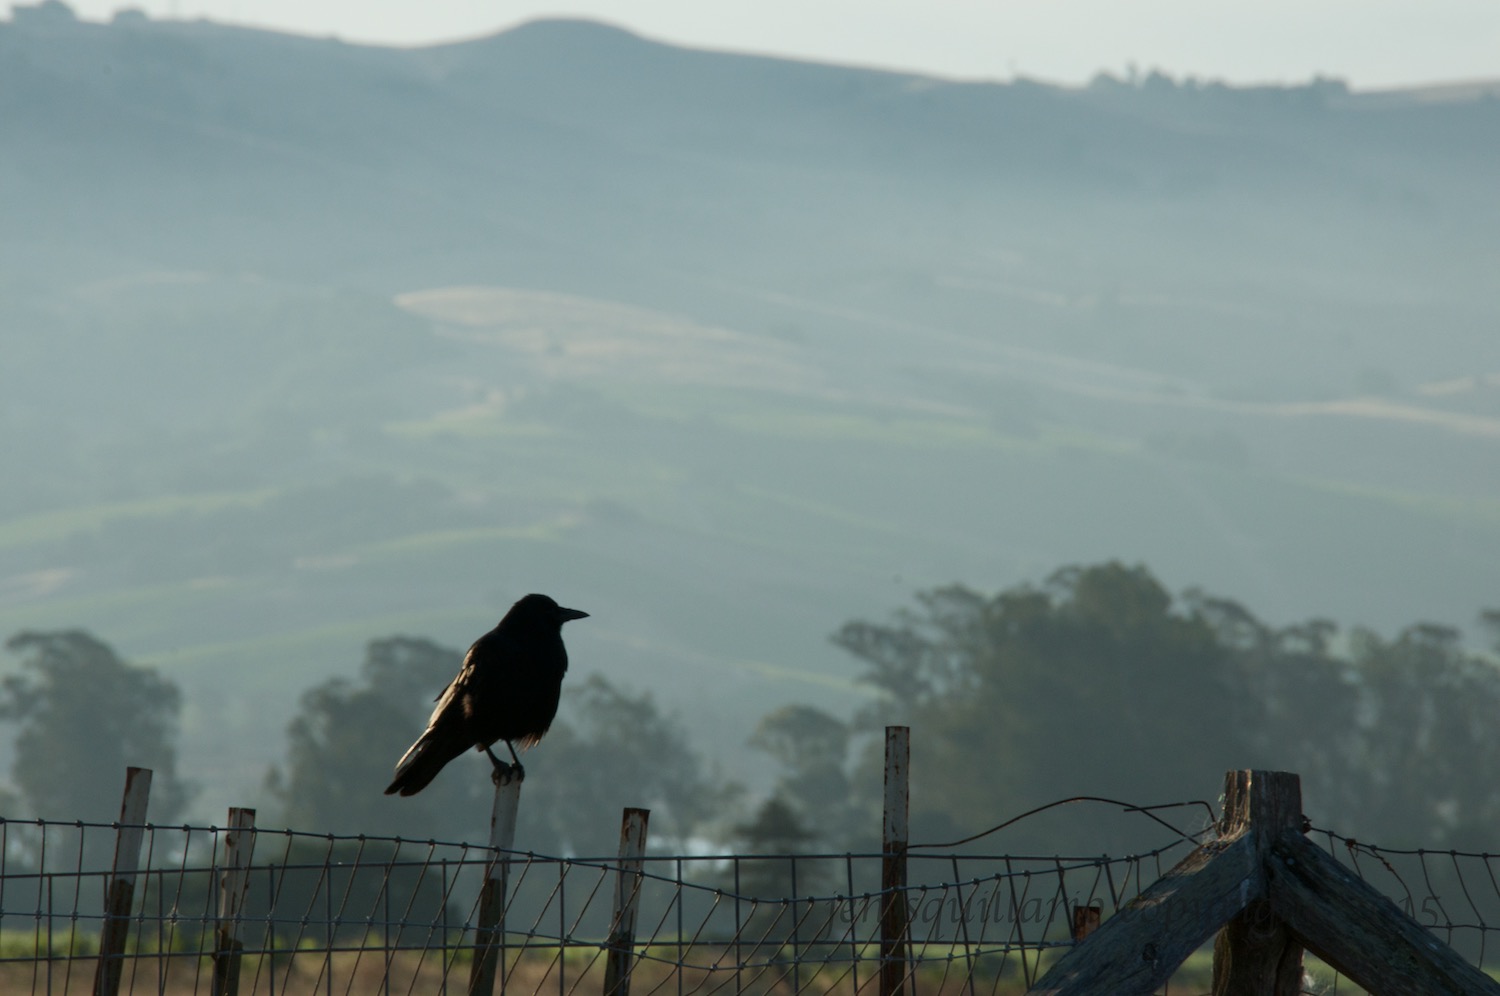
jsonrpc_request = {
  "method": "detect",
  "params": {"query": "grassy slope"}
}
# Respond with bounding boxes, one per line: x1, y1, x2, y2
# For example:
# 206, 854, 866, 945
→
1, 18, 1498, 818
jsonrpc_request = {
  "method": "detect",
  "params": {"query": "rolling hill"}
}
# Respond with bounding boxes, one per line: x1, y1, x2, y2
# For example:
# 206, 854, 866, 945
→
2, 3, 1498, 816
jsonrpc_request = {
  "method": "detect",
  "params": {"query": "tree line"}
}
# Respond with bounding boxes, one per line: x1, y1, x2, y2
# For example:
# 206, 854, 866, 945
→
4, 561, 1499, 854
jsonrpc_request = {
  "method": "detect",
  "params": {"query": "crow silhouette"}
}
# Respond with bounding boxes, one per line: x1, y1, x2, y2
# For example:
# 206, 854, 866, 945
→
384, 593, 588, 796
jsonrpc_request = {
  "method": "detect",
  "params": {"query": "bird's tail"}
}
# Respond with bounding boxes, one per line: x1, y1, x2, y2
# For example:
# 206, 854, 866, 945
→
384, 730, 465, 797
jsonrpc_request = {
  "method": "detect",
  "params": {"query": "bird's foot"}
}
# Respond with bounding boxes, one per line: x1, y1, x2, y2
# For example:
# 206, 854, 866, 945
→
490, 761, 525, 786
483, 745, 525, 784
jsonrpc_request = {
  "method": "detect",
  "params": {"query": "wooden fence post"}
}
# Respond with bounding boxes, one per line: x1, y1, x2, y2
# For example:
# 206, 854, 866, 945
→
1031, 768, 1500, 995
1028, 770, 1268, 995
92, 766, 152, 996
1212, 770, 1304, 996
603, 807, 651, 996
1266, 833, 1500, 994
212, 807, 257, 996
880, 726, 910, 996
468, 774, 521, 996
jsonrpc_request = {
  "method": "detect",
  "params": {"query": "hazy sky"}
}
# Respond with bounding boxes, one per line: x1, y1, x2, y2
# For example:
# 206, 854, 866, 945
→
39, 0, 1500, 89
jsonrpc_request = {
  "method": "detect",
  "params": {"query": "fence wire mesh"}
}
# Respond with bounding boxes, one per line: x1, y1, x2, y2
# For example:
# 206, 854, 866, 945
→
1308, 825, 1500, 976
1, 809, 1497, 995
0, 810, 1198, 995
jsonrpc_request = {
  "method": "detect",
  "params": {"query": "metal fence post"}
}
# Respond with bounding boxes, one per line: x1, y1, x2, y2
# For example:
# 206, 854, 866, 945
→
469, 774, 521, 996
92, 766, 153, 996
213, 807, 257, 996
881, 726, 911, 996
603, 808, 651, 996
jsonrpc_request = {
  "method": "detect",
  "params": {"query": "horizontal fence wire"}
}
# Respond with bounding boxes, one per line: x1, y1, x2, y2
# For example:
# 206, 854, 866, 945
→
3, 810, 1495, 995
0, 812, 1196, 996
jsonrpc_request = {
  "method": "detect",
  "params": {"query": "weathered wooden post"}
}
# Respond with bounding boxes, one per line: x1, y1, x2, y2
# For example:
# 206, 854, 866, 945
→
1030, 768, 1500, 995
469, 773, 522, 996
880, 726, 910, 996
1028, 773, 1267, 995
1265, 818, 1500, 993
212, 807, 257, 996
603, 807, 651, 996
1212, 770, 1304, 995
92, 766, 152, 996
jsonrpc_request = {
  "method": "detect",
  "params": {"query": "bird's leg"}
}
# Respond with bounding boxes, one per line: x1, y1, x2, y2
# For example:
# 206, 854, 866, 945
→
504, 740, 526, 782
483, 742, 525, 784
482, 744, 518, 784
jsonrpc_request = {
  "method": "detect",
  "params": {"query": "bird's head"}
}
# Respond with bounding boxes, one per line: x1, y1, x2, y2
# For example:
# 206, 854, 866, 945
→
511, 592, 589, 626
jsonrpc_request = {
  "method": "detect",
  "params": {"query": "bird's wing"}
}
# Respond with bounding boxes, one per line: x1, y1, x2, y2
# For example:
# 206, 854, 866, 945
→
423, 677, 459, 727
393, 657, 472, 773
429, 639, 492, 723
423, 640, 484, 723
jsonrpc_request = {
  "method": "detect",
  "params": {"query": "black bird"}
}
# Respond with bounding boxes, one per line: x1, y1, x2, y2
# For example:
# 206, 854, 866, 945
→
384, 593, 589, 796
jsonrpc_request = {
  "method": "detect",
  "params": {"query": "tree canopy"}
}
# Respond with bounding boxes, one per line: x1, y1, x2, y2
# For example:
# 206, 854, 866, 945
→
516, 674, 735, 855
0, 629, 192, 823
748, 704, 867, 849
264, 636, 482, 839
9, 564, 1499, 857
829, 563, 1500, 851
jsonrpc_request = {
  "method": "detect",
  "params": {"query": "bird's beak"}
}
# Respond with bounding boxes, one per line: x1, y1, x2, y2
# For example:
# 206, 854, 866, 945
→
558, 607, 589, 622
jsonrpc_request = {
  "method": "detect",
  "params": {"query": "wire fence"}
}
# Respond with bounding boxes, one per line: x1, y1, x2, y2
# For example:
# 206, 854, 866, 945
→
0, 810, 1204, 996
2, 804, 1498, 994
1307, 826, 1500, 974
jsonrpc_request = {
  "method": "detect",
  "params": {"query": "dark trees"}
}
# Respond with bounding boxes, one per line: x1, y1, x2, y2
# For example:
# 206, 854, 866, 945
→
516, 674, 734, 855
265, 636, 480, 839
832, 563, 1500, 850
748, 704, 866, 849
0, 629, 193, 823
834, 564, 1236, 849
